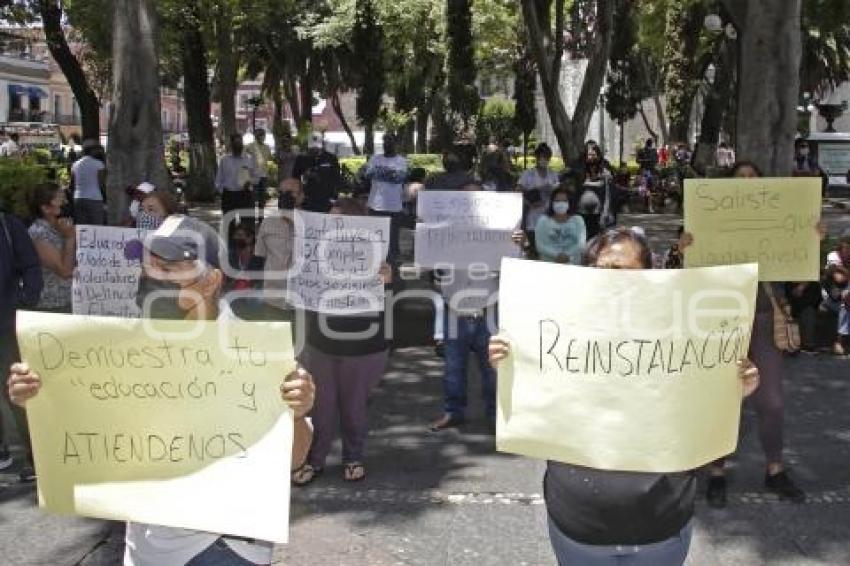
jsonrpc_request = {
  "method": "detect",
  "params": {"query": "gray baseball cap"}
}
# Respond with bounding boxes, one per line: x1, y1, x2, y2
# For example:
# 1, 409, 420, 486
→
143, 215, 222, 267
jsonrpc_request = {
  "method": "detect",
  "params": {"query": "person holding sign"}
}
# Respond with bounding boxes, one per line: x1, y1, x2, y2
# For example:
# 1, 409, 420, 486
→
293, 198, 393, 486
534, 187, 587, 264
430, 183, 526, 433
489, 228, 761, 566
8, 214, 316, 566
683, 162, 809, 509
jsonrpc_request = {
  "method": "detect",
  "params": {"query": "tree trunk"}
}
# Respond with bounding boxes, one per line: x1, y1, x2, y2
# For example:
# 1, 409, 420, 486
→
693, 40, 737, 174
299, 61, 313, 129
38, 0, 100, 140
284, 78, 302, 127
364, 122, 375, 155
271, 86, 288, 151
332, 92, 359, 155
415, 103, 431, 153
180, 2, 216, 203
106, 0, 170, 224
522, 0, 615, 164
663, 0, 705, 144
618, 120, 625, 166
724, 0, 802, 175
215, 4, 238, 140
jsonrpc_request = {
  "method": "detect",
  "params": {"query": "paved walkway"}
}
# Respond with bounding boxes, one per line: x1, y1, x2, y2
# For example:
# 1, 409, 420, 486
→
0, 205, 848, 565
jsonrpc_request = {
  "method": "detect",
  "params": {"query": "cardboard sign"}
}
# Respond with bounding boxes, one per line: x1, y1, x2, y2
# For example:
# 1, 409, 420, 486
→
496, 258, 758, 473
17, 312, 295, 543
684, 178, 821, 281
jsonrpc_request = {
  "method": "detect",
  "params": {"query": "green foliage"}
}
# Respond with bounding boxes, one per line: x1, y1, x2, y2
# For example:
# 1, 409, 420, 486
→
352, 0, 386, 131
476, 97, 519, 147
446, 0, 480, 129
0, 159, 50, 219
604, 0, 645, 126
801, 0, 850, 96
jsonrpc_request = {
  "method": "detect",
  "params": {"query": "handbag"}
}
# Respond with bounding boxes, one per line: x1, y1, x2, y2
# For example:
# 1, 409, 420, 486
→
763, 283, 801, 353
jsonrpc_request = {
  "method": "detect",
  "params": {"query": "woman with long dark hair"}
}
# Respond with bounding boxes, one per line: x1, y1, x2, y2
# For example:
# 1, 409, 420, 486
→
577, 143, 616, 239
26, 183, 75, 313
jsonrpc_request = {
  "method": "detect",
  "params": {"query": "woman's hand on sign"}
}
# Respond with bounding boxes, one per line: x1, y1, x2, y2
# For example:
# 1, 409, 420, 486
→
738, 359, 760, 399
489, 336, 511, 369
7, 363, 42, 407
556, 253, 569, 264
281, 366, 315, 419
816, 221, 827, 242
379, 262, 393, 285
679, 231, 694, 252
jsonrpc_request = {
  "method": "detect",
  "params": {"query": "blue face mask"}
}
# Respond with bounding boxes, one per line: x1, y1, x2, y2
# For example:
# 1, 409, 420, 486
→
137, 211, 163, 231
552, 201, 570, 215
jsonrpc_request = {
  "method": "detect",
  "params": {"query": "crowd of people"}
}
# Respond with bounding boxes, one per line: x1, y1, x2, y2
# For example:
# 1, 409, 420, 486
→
1, 125, 849, 566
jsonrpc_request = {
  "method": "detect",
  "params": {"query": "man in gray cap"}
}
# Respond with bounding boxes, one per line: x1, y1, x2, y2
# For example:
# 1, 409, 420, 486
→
7, 212, 316, 565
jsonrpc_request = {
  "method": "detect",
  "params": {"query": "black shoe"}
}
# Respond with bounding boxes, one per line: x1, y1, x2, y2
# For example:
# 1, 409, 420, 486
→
705, 475, 727, 509
0, 445, 13, 471
765, 471, 805, 503
19, 465, 36, 483
434, 342, 445, 358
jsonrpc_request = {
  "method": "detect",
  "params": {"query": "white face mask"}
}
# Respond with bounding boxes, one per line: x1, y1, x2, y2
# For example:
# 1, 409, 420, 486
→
552, 201, 570, 215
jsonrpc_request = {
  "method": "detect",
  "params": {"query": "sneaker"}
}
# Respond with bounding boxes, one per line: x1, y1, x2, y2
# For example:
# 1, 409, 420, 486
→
705, 475, 727, 509
0, 445, 12, 471
19, 465, 36, 483
429, 414, 464, 432
765, 471, 805, 503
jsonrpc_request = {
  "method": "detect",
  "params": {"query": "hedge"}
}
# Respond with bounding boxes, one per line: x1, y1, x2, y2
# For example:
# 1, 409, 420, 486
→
0, 158, 50, 219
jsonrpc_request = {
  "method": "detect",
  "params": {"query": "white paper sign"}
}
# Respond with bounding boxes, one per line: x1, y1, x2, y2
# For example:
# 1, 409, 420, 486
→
414, 225, 520, 270
417, 191, 523, 229
73, 226, 148, 317
415, 191, 522, 269
290, 211, 390, 314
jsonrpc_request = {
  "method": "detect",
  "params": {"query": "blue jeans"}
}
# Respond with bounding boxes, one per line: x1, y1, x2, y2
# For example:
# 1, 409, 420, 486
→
548, 517, 693, 566
443, 313, 497, 420
823, 296, 850, 336
187, 539, 266, 565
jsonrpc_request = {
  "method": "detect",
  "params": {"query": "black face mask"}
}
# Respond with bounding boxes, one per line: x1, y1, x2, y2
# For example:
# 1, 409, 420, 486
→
279, 193, 296, 210
136, 275, 186, 320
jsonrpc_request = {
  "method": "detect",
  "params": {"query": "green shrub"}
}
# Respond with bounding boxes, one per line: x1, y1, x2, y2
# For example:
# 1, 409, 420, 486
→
340, 154, 445, 177
0, 158, 50, 219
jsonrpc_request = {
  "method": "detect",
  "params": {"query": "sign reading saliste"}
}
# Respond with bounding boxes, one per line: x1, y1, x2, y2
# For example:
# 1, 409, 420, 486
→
684, 178, 821, 281
496, 258, 758, 473
17, 312, 295, 543
73, 225, 147, 317
415, 191, 522, 270
290, 210, 389, 314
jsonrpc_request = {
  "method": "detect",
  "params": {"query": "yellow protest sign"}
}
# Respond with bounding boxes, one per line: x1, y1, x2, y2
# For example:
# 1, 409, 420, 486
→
496, 258, 758, 473
684, 178, 822, 281
16, 311, 296, 543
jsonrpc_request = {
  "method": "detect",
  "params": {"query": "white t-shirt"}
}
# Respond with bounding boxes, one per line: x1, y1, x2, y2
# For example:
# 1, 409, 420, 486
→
519, 168, 560, 231
366, 154, 408, 212
72, 156, 106, 201
124, 522, 273, 566
255, 215, 295, 310
0, 139, 20, 157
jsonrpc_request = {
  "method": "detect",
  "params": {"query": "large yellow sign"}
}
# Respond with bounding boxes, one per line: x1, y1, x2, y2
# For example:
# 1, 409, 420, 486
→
16, 311, 296, 543
684, 178, 822, 281
496, 258, 758, 473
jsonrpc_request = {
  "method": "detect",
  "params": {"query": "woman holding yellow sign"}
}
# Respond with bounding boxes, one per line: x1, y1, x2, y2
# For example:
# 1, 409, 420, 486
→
489, 228, 761, 566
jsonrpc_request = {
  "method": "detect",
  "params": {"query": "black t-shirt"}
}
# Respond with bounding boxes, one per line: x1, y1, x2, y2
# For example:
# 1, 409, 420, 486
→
293, 152, 342, 213
545, 463, 695, 545
305, 308, 389, 357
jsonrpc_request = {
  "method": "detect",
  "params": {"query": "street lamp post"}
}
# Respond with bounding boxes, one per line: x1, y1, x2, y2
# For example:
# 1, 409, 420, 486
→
245, 95, 264, 133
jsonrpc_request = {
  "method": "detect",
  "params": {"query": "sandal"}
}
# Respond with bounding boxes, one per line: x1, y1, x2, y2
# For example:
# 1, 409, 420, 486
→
291, 463, 323, 487
343, 461, 366, 482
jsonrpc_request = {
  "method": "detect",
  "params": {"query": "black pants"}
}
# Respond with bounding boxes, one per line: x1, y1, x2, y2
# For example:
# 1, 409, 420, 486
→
0, 325, 33, 463
73, 198, 106, 225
